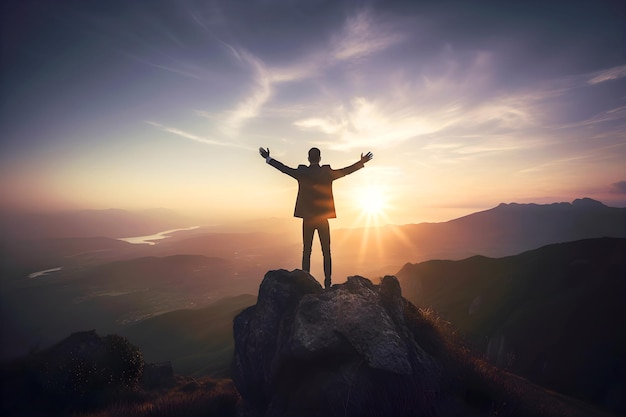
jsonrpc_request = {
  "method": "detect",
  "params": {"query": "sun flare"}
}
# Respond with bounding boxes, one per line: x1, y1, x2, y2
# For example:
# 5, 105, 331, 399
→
355, 185, 389, 218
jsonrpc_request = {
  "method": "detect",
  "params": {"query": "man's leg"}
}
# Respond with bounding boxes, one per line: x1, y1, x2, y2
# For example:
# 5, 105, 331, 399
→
317, 219, 332, 288
302, 219, 315, 273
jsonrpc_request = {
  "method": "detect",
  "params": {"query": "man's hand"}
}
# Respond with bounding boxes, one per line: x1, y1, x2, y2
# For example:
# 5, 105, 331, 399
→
360, 151, 373, 164
259, 147, 270, 159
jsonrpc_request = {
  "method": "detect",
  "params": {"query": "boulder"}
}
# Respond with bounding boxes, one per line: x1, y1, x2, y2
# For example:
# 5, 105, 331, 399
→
233, 270, 445, 417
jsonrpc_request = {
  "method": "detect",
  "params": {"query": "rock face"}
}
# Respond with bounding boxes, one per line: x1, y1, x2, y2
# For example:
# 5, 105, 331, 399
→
233, 270, 446, 417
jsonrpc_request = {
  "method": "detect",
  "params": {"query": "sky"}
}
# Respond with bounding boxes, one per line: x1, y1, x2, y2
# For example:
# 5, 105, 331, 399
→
1, 0, 625, 227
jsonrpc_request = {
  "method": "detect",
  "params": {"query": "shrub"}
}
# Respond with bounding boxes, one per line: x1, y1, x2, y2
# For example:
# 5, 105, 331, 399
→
1, 331, 144, 415
102, 334, 144, 389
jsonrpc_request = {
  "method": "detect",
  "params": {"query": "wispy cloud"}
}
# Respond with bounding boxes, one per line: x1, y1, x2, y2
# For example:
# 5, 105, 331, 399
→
267, 8, 404, 82
145, 121, 253, 149
422, 141, 464, 149
292, 49, 546, 154
517, 140, 626, 175
219, 48, 272, 136
295, 97, 448, 150
294, 117, 343, 135
454, 142, 526, 155
587, 65, 626, 85
559, 106, 626, 128
193, 45, 316, 138
142, 6, 623, 164
517, 154, 596, 174
331, 9, 404, 61
192, 8, 405, 139
121, 52, 209, 81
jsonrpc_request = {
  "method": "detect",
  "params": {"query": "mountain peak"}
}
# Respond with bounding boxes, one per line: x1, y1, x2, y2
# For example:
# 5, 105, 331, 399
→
494, 198, 608, 210
233, 270, 444, 417
571, 197, 606, 208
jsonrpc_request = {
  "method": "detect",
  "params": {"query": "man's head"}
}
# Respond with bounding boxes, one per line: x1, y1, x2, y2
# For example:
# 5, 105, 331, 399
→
308, 147, 321, 164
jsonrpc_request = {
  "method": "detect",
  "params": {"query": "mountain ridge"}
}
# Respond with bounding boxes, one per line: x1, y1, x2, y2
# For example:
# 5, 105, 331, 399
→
0, 207, 193, 240
396, 237, 626, 414
332, 198, 626, 276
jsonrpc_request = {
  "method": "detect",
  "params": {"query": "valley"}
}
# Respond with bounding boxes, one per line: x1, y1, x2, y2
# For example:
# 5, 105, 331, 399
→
1, 199, 625, 414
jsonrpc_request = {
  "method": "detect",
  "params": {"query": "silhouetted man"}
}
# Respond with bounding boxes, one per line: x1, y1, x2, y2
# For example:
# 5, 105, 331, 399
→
259, 147, 373, 288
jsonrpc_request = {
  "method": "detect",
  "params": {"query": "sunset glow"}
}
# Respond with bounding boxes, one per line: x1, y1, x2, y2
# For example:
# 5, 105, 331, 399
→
1, 1, 624, 225
355, 185, 389, 218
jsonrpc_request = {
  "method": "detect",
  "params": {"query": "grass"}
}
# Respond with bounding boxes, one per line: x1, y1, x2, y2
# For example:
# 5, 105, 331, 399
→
73, 377, 239, 417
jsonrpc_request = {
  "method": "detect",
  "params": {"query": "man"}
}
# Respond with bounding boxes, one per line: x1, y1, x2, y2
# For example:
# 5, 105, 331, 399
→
259, 146, 373, 288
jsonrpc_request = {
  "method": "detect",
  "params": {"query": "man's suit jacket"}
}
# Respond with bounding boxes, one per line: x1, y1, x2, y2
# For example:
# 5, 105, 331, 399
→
268, 159, 365, 219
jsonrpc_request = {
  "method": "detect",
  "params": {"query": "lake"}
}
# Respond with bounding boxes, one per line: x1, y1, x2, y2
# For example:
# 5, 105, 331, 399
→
28, 267, 63, 279
117, 226, 200, 245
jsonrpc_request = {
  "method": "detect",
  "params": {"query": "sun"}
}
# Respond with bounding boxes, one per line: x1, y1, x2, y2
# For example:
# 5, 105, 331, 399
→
354, 185, 389, 218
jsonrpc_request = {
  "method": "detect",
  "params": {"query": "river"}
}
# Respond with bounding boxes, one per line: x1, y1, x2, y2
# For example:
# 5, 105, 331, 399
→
117, 226, 200, 245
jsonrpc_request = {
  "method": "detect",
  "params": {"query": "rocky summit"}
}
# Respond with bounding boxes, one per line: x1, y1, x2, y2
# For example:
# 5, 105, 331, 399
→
233, 269, 447, 417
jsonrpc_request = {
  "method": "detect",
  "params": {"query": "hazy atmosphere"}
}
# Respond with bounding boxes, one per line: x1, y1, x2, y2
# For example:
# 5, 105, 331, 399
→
2, 2, 626, 416
1, 0, 625, 226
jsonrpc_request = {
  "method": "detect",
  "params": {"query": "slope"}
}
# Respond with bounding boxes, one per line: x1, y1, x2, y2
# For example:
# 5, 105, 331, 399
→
119, 294, 257, 377
396, 237, 626, 414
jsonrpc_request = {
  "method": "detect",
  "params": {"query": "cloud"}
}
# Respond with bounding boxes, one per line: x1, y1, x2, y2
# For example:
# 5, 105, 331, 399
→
295, 97, 446, 151
291, 49, 546, 153
559, 106, 626, 128
220, 48, 272, 136
516, 154, 595, 174
123, 52, 209, 81
294, 117, 343, 135
587, 65, 626, 85
331, 9, 404, 61
141, 5, 621, 161
421, 142, 464, 151
197, 8, 404, 138
611, 180, 626, 194
116, 6, 410, 147
276, 8, 404, 81
145, 121, 252, 149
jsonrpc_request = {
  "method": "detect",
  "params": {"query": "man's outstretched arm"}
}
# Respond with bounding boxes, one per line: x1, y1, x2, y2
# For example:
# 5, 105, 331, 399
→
333, 151, 373, 179
259, 147, 298, 178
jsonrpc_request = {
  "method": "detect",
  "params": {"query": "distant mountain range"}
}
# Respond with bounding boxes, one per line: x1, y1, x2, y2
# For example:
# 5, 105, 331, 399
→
332, 198, 626, 276
396, 237, 626, 414
0, 208, 192, 240
428, 197, 625, 257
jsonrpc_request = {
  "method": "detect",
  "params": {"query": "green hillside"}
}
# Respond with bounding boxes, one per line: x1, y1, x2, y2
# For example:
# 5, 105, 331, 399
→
119, 294, 257, 377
